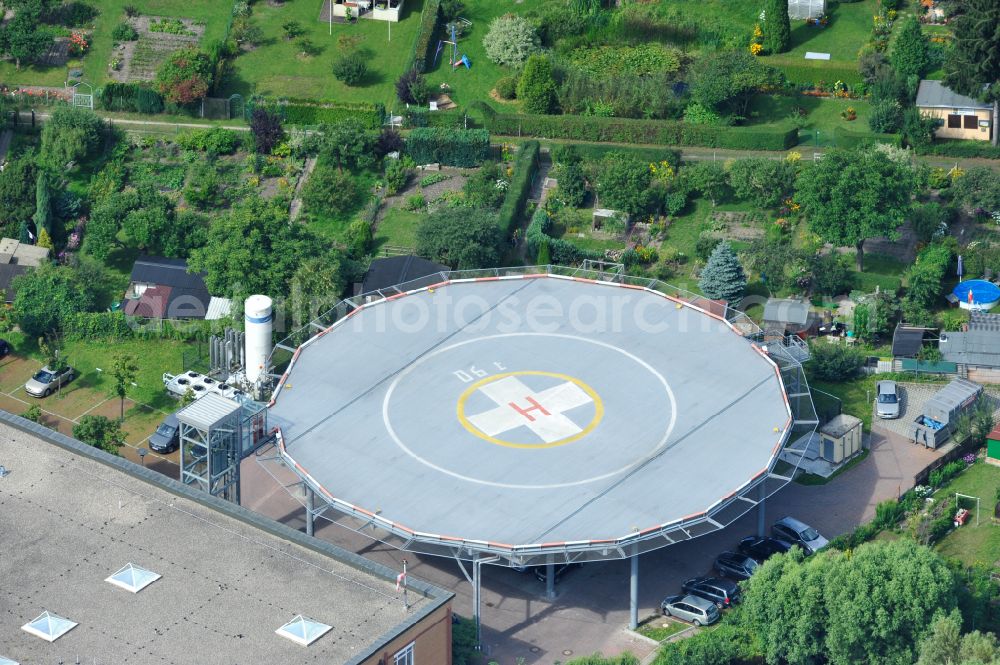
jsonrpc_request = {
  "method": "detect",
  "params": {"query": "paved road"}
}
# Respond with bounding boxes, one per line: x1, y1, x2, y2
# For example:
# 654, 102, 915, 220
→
239, 427, 943, 664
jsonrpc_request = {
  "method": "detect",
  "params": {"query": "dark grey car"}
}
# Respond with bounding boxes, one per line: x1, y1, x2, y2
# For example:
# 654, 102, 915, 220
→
660, 594, 719, 626
148, 414, 180, 454
681, 576, 741, 608
714, 552, 759, 580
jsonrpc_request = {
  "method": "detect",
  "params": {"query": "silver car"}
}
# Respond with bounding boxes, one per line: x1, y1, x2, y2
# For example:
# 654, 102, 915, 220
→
773, 516, 829, 554
876, 380, 900, 419
24, 365, 75, 397
660, 594, 720, 626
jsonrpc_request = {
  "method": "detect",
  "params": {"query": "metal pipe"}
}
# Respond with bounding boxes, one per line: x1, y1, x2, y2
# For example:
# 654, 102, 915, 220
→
473, 554, 481, 649
305, 485, 315, 537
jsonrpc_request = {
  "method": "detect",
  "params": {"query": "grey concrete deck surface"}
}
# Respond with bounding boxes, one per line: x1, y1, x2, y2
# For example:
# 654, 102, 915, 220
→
0, 425, 427, 665
270, 277, 790, 547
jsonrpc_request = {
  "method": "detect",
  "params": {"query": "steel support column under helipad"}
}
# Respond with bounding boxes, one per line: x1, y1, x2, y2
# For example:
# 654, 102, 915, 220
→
757, 482, 766, 537
305, 485, 315, 537
629, 546, 639, 630
546, 563, 555, 600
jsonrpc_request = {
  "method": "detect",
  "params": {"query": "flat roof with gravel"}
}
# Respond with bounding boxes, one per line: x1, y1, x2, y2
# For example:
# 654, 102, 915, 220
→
0, 423, 439, 665
269, 275, 792, 559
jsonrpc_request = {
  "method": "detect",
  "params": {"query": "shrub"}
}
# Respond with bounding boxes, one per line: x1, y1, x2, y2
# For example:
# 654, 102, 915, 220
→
809, 341, 865, 381
557, 161, 586, 208
416, 208, 503, 269
482, 14, 540, 67
526, 207, 600, 264
495, 76, 518, 100
910, 202, 953, 243
112, 21, 138, 42
63, 311, 134, 340
405, 194, 426, 211
683, 102, 722, 125
384, 158, 412, 195
517, 55, 557, 114
396, 69, 429, 105
155, 47, 213, 104
497, 141, 539, 235
464, 162, 508, 209
873, 499, 906, 530
727, 157, 796, 208
73, 415, 125, 455
40, 106, 103, 168
807, 253, 854, 296
282, 20, 304, 40
914, 141, 1000, 159
49, 1, 98, 26
869, 98, 903, 133
176, 127, 242, 155
333, 54, 368, 86
406, 128, 490, 167
100, 82, 164, 114
375, 128, 405, 158
303, 167, 359, 218
250, 108, 284, 155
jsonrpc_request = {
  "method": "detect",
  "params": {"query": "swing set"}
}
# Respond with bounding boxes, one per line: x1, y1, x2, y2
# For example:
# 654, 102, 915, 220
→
433, 20, 472, 69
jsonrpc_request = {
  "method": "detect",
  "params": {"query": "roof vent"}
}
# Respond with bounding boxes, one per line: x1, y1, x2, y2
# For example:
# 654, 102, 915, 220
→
106, 563, 161, 593
0, 656, 20, 665
275, 615, 332, 646
21, 611, 77, 642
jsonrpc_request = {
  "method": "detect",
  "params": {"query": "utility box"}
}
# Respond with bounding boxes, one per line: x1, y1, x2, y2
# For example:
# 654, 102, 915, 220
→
912, 378, 983, 449
986, 424, 1000, 467
819, 414, 863, 464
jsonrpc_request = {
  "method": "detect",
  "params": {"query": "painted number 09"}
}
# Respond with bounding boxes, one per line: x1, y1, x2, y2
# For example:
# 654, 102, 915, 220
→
453, 362, 506, 383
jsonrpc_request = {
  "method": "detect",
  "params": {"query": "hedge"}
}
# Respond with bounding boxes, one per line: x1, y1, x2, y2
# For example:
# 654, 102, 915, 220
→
406, 108, 466, 128
404, 0, 441, 74
778, 63, 863, 87
279, 99, 385, 129
469, 102, 798, 151
406, 127, 490, 167
526, 207, 601, 264
99, 83, 164, 114
913, 139, 1000, 159
570, 144, 681, 167
498, 140, 539, 236
63, 311, 134, 341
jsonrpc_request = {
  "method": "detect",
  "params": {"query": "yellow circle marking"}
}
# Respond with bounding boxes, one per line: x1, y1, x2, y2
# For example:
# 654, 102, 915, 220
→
456, 371, 604, 449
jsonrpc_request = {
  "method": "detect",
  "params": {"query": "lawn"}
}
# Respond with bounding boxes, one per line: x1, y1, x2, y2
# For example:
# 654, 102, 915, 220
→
220, 0, 424, 107
422, 0, 549, 108
748, 94, 877, 146
762, 0, 878, 86
934, 462, 1000, 567
636, 616, 691, 642
374, 207, 423, 251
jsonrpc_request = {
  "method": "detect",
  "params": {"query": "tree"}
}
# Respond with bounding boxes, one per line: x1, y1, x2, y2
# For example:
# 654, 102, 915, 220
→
188, 196, 341, 298
32, 171, 52, 238
0, 153, 37, 237
951, 167, 1000, 212
281, 20, 303, 40
795, 147, 916, 271
892, 16, 930, 80
698, 241, 747, 301
440, 0, 464, 22
321, 122, 376, 173
40, 106, 103, 168
73, 415, 126, 455
36, 228, 52, 249
762, 0, 791, 54
288, 252, 347, 327
416, 208, 503, 269
727, 157, 796, 208
154, 47, 213, 104
690, 50, 783, 118
302, 166, 359, 218
516, 55, 557, 114
557, 161, 587, 207
742, 237, 803, 293
945, 0, 1000, 146
12, 264, 94, 337
0, 6, 52, 70
333, 53, 368, 86
482, 14, 540, 67
110, 353, 138, 422
594, 152, 652, 215
249, 108, 284, 155
741, 540, 958, 665
684, 162, 730, 206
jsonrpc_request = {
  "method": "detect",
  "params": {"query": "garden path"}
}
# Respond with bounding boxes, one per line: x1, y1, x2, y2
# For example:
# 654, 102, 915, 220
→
289, 156, 317, 222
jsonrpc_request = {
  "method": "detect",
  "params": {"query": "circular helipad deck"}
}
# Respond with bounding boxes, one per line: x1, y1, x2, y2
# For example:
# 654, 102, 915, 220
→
268, 275, 791, 562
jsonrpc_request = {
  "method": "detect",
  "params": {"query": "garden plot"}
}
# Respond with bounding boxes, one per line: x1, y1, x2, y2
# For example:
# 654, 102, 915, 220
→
703, 211, 767, 241
110, 16, 204, 83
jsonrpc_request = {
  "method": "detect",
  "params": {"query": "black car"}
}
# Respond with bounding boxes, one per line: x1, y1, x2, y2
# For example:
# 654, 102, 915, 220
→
714, 552, 759, 580
738, 536, 794, 563
681, 576, 741, 608
530, 562, 580, 583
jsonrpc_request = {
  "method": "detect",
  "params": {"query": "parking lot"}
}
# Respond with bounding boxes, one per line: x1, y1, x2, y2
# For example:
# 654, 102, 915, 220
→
240, 427, 947, 664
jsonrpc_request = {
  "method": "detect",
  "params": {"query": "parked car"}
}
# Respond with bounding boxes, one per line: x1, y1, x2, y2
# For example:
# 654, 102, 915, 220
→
876, 380, 900, 419
24, 365, 75, 397
148, 414, 180, 454
714, 551, 759, 580
530, 562, 580, 584
738, 536, 793, 563
660, 594, 720, 626
681, 576, 741, 608
773, 516, 829, 554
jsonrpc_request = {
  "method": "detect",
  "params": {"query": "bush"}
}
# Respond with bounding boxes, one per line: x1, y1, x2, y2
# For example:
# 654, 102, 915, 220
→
100, 82, 164, 114
416, 208, 503, 269
302, 167, 359, 218
495, 76, 518, 100
873, 499, 906, 530
483, 14, 540, 67
384, 158, 412, 195
176, 127, 242, 155
63, 311, 134, 340
869, 98, 903, 133
40, 106, 103, 168
517, 55, 557, 114
809, 341, 865, 381
112, 21, 138, 42
406, 128, 490, 167
469, 102, 797, 150
396, 69, 429, 105
526, 207, 600, 264
558, 161, 587, 208
498, 141, 539, 235
154, 47, 213, 104
807, 253, 854, 296
49, 1, 98, 26
915, 140, 1000, 160
333, 54, 368, 86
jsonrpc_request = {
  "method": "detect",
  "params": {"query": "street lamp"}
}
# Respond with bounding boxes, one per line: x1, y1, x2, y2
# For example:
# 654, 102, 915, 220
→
137, 447, 147, 467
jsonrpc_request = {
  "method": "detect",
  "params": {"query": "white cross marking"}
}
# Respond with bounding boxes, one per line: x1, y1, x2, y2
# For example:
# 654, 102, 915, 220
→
467, 376, 593, 443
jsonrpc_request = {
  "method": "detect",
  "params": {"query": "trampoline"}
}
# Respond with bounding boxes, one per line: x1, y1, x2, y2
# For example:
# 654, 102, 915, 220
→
954, 279, 1000, 311
263, 271, 815, 567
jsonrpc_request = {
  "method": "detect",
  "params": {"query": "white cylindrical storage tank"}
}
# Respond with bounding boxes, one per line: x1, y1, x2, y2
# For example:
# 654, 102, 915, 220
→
245, 295, 273, 385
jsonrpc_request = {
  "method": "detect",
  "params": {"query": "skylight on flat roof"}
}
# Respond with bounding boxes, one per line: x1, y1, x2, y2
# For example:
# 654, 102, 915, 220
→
0, 656, 20, 665
105, 563, 161, 593
21, 611, 77, 642
275, 615, 333, 646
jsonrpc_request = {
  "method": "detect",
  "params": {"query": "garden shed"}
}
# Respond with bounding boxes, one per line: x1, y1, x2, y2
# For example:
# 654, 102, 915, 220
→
788, 0, 826, 20
911, 378, 983, 449
987, 423, 1000, 467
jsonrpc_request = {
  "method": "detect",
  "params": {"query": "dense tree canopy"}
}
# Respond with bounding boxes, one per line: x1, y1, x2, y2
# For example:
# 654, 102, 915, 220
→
12, 263, 96, 337
891, 16, 931, 80
594, 152, 652, 215
690, 50, 783, 118
795, 146, 916, 270
727, 157, 796, 208
416, 208, 503, 269
0, 1, 53, 70
945, 0, 1000, 145
40, 106, 103, 169
73, 415, 125, 455
0, 153, 37, 237
154, 47, 213, 104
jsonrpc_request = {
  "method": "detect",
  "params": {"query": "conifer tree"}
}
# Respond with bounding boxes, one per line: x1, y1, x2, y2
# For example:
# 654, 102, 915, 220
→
699, 241, 747, 301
